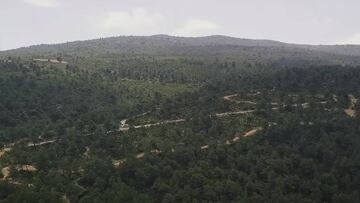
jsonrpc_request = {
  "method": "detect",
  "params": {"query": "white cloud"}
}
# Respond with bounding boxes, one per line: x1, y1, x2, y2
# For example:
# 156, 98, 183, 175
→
97, 8, 220, 37
173, 19, 219, 37
99, 8, 165, 36
338, 33, 360, 45
23, 0, 60, 7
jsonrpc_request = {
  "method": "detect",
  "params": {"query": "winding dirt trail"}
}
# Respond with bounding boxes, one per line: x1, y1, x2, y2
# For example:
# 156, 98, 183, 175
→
119, 94, 261, 132
1, 140, 54, 180
1, 93, 265, 187
223, 93, 331, 110
0, 139, 59, 161
5, 92, 329, 172
119, 110, 258, 131
113, 127, 263, 168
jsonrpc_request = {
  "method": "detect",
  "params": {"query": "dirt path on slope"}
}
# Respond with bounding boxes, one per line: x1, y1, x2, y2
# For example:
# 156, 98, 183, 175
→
119, 111, 260, 131
119, 94, 262, 132
1, 139, 56, 180
345, 94, 358, 117
27, 139, 58, 147
226, 127, 263, 144
243, 127, 263, 137
74, 177, 86, 191
215, 110, 256, 117
83, 147, 90, 158
118, 93, 261, 132
223, 94, 257, 105
62, 195, 71, 203
0, 147, 12, 158
1, 139, 57, 159
1, 167, 10, 180
223, 94, 238, 101
114, 127, 263, 168
120, 119, 186, 131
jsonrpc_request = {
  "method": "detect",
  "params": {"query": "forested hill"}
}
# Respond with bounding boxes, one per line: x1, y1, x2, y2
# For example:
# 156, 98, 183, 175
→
304, 44, 360, 57
1, 34, 360, 202
1, 35, 360, 62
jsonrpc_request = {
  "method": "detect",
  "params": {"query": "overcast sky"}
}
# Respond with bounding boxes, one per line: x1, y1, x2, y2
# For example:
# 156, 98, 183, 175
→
1, 0, 360, 50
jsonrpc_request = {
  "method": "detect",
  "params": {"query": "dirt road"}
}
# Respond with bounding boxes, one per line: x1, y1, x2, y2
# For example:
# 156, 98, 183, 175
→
215, 110, 256, 117
120, 119, 186, 131
27, 139, 58, 147
223, 94, 257, 105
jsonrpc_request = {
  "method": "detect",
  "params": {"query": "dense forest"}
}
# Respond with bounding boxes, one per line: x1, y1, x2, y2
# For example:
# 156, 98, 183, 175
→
1, 36, 360, 202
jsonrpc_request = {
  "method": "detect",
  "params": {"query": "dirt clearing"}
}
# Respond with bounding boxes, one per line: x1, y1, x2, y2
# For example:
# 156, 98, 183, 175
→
345, 94, 358, 117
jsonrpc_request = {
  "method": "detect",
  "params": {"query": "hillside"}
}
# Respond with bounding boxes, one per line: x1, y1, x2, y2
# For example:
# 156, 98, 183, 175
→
305, 44, 360, 56
1, 35, 360, 66
1, 35, 360, 202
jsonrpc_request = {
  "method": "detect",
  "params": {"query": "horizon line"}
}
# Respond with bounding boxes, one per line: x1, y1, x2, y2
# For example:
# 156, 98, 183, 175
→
1, 34, 359, 52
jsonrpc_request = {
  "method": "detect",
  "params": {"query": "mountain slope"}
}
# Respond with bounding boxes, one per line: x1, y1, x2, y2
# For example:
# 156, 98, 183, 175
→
2, 35, 360, 55
1, 35, 360, 67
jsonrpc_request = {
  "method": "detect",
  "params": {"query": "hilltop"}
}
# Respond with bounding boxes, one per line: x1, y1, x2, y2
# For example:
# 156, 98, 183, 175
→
1, 35, 360, 67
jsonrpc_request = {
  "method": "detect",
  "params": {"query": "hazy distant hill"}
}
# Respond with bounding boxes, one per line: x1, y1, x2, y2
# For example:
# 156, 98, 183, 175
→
1, 35, 360, 65
304, 44, 360, 57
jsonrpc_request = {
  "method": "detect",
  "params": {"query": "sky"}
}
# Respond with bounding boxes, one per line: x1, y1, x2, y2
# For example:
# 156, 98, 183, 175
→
1, 0, 360, 50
